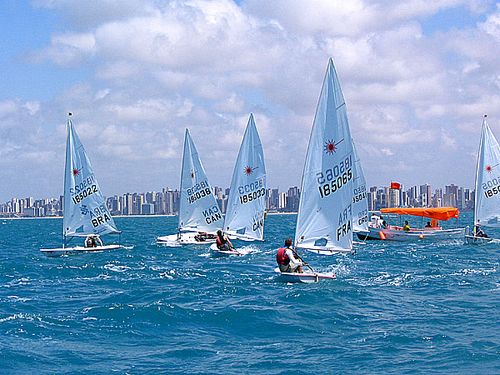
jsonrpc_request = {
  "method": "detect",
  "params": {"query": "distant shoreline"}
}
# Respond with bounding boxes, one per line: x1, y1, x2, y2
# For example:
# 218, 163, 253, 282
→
0, 212, 298, 220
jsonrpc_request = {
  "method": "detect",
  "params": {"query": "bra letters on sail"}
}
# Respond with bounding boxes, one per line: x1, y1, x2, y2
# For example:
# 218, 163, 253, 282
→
63, 119, 120, 238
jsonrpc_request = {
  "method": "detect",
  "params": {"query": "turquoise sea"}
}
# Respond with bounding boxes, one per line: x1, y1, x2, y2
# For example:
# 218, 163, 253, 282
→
0, 213, 498, 374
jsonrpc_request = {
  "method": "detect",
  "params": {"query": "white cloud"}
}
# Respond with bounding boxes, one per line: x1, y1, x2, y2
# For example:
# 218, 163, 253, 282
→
2, 0, 500, 199
480, 3, 500, 39
23, 101, 41, 115
34, 32, 96, 65
380, 148, 394, 156
440, 129, 458, 150
0, 100, 18, 118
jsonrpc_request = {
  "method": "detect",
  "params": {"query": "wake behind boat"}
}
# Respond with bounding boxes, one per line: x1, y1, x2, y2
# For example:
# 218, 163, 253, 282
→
157, 129, 223, 247
465, 115, 500, 244
40, 114, 123, 256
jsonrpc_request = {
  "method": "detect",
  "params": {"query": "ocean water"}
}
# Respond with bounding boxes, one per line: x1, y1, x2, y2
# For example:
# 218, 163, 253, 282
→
0, 213, 498, 374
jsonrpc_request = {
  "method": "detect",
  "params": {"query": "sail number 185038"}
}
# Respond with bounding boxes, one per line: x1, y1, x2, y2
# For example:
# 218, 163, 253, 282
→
316, 155, 352, 198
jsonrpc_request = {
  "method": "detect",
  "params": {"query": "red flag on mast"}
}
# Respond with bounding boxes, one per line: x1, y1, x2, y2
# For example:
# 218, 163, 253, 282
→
390, 181, 401, 190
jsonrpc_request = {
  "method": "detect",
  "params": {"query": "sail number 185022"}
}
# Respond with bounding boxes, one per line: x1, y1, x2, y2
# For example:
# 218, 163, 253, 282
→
316, 155, 352, 198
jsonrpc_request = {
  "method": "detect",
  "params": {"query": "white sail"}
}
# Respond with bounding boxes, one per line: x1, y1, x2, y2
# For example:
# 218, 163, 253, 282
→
295, 58, 354, 254
63, 118, 119, 238
178, 129, 223, 233
474, 116, 500, 227
223, 114, 266, 241
352, 142, 369, 232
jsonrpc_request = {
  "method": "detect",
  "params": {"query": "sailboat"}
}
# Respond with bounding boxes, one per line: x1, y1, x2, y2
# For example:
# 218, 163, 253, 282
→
295, 58, 355, 255
40, 114, 122, 256
352, 142, 369, 241
275, 58, 354, 282
157, 129, 223, 246
210, 114, 266, 256
465, 115, 500, 244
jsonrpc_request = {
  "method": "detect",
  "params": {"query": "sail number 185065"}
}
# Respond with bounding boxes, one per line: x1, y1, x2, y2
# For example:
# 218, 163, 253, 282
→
316, 156, 352, 198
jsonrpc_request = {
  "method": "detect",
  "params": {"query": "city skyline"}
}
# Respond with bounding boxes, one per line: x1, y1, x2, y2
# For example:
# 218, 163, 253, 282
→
0, 181, 475, 218
1, 2, 499, 201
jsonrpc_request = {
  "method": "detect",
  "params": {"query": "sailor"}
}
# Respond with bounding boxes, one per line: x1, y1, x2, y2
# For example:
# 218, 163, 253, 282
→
425, 221, 432, 228
381, 217, 388, 229
276, 238, 303, 273
403, 220, 411, 232
194, 232, 208, 242
85, 234, 103, 248
473, 223, 488, 238
216, 230, 233, 250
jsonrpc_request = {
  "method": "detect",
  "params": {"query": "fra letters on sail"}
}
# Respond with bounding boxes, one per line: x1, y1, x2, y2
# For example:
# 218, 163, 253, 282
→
337, 204, 352, 241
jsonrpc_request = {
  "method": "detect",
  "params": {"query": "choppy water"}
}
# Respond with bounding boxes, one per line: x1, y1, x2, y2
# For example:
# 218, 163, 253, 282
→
0, 213, 498, 374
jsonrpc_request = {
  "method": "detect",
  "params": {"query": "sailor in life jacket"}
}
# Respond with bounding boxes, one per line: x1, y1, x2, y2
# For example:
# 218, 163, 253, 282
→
85, 234, 103, 248
473, 222, 488, 238
276, 238, 303, 273
216, 230, 234, 250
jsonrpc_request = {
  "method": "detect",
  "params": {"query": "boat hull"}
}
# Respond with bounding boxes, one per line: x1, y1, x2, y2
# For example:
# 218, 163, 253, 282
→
274, 268, 336, 283
209, 243, 242, 257
464, 235, 494, 245
156, 232, 217, 247
40, 244, 123, 257
361, 226, 464, 242
354, 230, 369, 241
295, 245, 354, 255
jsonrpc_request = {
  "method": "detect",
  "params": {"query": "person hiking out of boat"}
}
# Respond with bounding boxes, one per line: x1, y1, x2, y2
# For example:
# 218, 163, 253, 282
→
195, 232, 217, 242
85, 234, 103, 248
473, 223, 488, 238
216, 230, 233, 250
276, 238, 303, 273
403, 221, 411, 232
194, 232, 209, 242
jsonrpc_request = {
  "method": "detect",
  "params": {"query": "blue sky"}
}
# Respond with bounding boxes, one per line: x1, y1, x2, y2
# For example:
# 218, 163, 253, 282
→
0, 0, 499, 201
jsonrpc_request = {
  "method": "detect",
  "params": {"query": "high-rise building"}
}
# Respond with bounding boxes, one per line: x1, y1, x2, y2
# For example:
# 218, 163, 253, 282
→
388, 188, 400, 207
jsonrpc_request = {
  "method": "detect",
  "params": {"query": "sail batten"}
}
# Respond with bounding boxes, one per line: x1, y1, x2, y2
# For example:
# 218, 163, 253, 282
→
295, 58, 354, 253
223, 114, 266, 241
178, 129, 223, 233
474, 117, 500, 227
63, 119, 119, 238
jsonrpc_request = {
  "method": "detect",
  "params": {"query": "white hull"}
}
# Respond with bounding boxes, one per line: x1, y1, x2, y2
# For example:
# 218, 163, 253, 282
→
464, 235, 495, 245
40, 244, 122, 257
227, 233, 264, 242
295, 245, 354, 255
209, 243, 244, 257
274, 268, 336, 283
363, 226, 464, 242
156, 232, 216, 247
